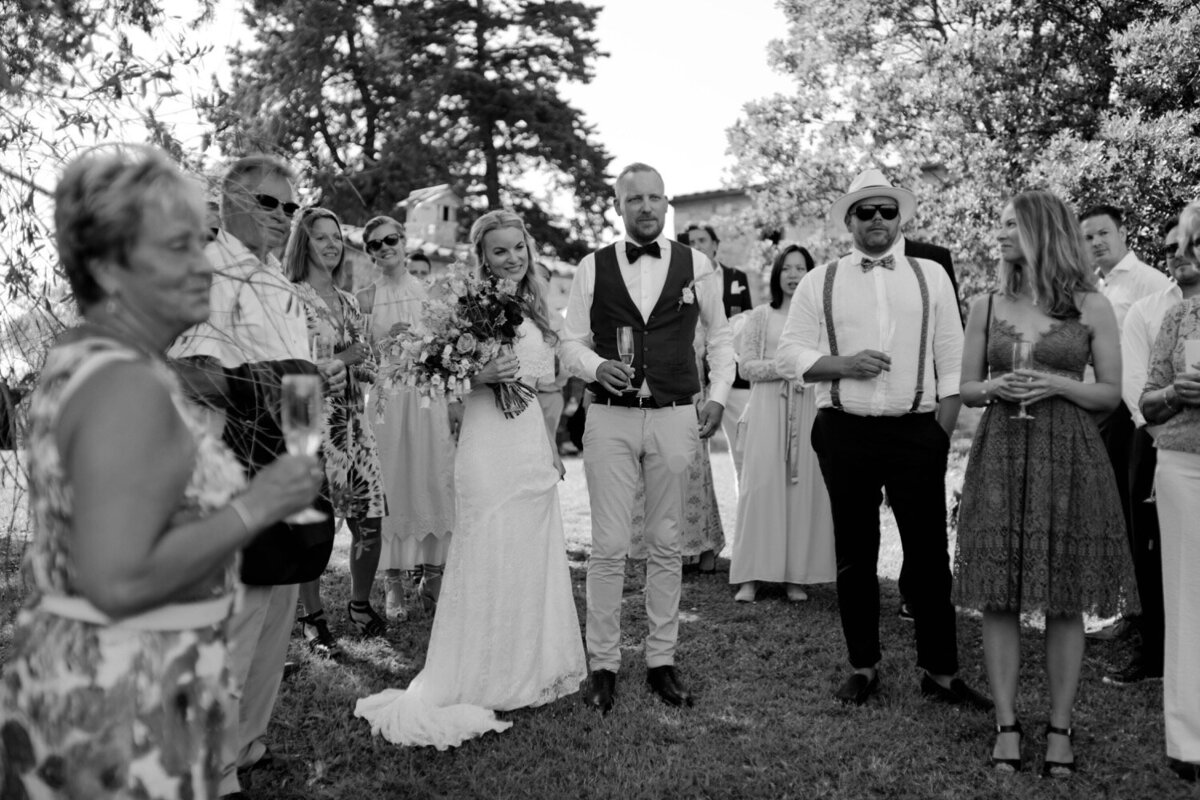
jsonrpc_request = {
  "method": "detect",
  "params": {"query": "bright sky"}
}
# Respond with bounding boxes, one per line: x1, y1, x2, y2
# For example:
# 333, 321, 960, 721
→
197, 0, 794, 196
559, 0, 795, 196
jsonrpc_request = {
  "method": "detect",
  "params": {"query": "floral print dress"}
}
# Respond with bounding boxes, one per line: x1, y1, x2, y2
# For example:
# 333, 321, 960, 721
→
295, 283, 387, 520
1, 337, 246, 799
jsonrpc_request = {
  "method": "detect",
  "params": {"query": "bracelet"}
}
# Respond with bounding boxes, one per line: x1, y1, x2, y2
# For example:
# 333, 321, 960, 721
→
228, 497, 256, 534
1163, 388, 1178, 413
982, 380, 991, 404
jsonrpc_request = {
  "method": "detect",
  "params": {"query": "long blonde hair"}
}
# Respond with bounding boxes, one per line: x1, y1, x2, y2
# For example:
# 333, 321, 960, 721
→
1178, 202, 1200, 264
469, 210, 557, 344
1000, 190, 1096, 319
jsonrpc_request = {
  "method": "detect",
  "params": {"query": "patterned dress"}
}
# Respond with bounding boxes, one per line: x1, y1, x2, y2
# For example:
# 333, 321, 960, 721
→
295, 283, 387, 520
953, 313, 1137, 615
0, 337, 246, 799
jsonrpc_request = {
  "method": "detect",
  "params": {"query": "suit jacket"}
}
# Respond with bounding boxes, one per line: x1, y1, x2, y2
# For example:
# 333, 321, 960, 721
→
720, 263, 753, 389
904, 239, 962, 324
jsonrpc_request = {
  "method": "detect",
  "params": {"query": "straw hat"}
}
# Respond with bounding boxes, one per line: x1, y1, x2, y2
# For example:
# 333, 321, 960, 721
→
829, 168, 917, 225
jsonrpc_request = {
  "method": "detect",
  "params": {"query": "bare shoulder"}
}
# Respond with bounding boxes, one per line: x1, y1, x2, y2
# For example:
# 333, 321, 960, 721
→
57, 360, 182, 459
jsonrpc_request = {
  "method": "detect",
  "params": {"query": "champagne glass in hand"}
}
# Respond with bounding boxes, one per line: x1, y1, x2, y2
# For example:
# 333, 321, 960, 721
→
1011, 340, 1035, 420
616, 325, 635, 393
281, 374, 328, 523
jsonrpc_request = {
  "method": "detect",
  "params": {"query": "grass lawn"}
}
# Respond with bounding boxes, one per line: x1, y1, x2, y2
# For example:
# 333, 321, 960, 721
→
0, 415, 1193, 798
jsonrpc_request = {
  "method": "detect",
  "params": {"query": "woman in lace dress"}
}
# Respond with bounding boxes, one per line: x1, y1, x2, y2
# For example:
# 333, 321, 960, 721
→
954, 190, 1135, 776
730, 245, 835, 602
0, 146, 321, 798
357, 216, 456, 620
283, 207, 389, 653
354, 210, 586, 749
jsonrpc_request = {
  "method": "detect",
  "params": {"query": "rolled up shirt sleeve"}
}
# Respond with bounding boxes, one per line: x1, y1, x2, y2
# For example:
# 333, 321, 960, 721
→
930, 268, 964, 398
776, 267, 826, 383
696, 256, 733, 406
559, 253, 606, 382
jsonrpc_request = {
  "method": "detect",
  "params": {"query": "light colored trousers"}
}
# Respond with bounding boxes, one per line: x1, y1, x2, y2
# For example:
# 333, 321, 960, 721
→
583, 403, 698, 671
218, 582, 299, 795
1157, 449, 1200, 762
718, 387, 750, 481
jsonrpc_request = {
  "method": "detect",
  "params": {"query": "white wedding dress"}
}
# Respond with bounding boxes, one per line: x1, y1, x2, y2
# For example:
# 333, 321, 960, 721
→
355, 318, 587, 749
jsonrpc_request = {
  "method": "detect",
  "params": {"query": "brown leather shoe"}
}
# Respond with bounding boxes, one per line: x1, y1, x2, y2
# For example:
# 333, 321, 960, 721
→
584, 669, 617, 714
647, 665, 694, 708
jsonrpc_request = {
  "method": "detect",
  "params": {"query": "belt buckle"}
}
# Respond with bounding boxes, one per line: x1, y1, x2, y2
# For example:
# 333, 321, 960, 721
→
635, 395, 649, 408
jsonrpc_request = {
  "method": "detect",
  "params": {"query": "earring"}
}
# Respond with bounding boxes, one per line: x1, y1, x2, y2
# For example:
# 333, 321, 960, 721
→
104, 296, 119, 316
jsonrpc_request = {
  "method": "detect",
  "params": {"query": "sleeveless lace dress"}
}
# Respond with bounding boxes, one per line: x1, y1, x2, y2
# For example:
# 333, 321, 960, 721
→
953, 315, 1137, 615
1, 337, 246, 799
354, 319, 587, 748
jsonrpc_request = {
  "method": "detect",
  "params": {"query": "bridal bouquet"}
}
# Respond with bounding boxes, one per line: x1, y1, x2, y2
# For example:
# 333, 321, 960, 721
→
376, 262, 535, 419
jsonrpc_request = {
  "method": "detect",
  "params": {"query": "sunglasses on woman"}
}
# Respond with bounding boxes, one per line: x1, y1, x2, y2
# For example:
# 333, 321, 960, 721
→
366, 233, 404, 253
254, 193, 300, 217
853, 204, 900, 221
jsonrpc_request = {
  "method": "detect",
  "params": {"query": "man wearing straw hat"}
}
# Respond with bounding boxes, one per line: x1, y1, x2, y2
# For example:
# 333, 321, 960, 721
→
776, 168, 990, 710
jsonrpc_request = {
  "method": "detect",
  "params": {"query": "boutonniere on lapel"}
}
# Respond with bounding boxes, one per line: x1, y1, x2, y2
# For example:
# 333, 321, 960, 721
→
678, 268, 720, 310
730, 280, 743, 295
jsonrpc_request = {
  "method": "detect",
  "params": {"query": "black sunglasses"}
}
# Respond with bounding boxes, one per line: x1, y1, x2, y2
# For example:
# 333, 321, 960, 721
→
366, 233, 404, 253
254, 193, 300, 217
853, 204, 900, 221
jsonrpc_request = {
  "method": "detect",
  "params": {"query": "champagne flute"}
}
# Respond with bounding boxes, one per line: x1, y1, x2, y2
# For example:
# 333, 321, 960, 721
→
616, 325, 635, 393
281, 374, 328, 523
311, 332, 335, 363
1011, 340, 1035, 421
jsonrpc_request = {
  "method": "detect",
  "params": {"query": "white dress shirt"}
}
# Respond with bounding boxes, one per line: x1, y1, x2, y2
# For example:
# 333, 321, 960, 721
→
1099, 251, 1172, 333
171, 230, 311, 366
560, 234, 735, 405
1122, 283, 1183, 429
775, 240, 963, 416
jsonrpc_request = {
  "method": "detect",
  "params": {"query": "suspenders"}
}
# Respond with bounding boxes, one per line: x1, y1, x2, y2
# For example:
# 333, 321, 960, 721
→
823, 256, 931, 413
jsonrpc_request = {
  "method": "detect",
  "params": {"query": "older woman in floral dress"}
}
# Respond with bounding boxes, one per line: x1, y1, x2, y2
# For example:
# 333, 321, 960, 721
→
0, 145, 320, 798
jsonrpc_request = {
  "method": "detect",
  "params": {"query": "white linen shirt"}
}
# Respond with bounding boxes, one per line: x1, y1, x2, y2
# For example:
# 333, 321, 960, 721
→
1121, 283, 1183, 429
559, 233, 735, 406
775, 240, 963, 416
170, 230, 311, 366
1099, 251, 1172, 333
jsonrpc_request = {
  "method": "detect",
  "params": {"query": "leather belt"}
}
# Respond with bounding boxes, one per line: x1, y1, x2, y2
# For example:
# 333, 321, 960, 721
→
594, 394, 692, 409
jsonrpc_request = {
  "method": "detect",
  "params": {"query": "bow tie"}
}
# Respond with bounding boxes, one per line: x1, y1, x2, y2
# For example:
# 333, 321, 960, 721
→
860, 255, 895, 272
626, 241, 662, 263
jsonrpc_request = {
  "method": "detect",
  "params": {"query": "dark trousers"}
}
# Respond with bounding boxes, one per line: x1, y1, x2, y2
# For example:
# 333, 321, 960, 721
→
811, 409, 959, 674
1098, 403, 1134, 542
1129, 426, 1165, 670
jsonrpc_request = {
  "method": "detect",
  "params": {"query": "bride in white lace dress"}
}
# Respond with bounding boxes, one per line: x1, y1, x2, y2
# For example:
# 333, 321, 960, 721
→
355, 210, 586, 749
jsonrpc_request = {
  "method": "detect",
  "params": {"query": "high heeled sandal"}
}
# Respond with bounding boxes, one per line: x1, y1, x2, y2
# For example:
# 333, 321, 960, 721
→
991, 720, 1023, 773
347, 601, 387, 638
1041, 724, 1077, 778
297, 610, 342, 659
418, 564, 443, 614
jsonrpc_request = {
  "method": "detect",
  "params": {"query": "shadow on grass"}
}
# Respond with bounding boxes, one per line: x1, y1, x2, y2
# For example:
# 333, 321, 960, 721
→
236, 547, 1182, 800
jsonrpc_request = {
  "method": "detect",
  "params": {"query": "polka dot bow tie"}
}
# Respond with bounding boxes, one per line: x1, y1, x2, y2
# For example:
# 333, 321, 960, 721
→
860, 255, 896, 272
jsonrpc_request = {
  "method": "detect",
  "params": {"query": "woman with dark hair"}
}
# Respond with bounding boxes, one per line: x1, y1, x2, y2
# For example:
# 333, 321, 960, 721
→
729, 244, 835, 602
355, 209, 585, 749
283, 207, 388, 651
357, 215, 456, 621
0, 145, 321, 797
954, 189, 1134, 776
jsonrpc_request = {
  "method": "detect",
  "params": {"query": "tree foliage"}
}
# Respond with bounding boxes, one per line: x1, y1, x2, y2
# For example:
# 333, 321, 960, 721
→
731, 0, 1200, 300
207, 0, 612, 261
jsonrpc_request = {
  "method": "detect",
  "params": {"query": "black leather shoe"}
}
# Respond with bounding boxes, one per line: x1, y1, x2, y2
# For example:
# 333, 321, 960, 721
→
584, 669, 617, 714
920, 673, 994, 711
834, 670, 879, 705
647, 665, 694, 708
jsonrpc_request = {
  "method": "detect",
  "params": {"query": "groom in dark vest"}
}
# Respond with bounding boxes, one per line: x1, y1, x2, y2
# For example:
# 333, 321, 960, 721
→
561, 162, 734, 713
